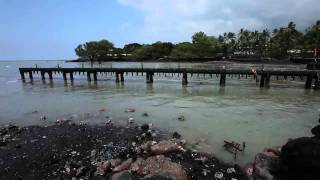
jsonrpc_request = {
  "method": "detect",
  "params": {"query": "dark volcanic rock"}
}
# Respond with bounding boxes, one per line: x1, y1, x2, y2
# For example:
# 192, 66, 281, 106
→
172, 132, 181, 139
141, 124, 149, 131
311, 125, 320, 138
280, 137, 320, 180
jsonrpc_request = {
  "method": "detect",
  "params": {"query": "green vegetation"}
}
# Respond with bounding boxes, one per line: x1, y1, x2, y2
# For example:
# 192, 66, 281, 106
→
75, 20, 320, 62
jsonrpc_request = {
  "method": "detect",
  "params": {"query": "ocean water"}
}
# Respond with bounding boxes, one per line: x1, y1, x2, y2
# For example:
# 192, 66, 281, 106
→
0, 60, 319, 165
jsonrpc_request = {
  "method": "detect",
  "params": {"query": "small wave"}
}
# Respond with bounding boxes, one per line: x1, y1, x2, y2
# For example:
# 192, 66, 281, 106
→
5, 65, 11, 68
7, 80, 18, 83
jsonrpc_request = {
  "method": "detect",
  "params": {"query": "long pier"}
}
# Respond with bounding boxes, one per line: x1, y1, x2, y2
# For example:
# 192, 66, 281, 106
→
19, 67, 320, 89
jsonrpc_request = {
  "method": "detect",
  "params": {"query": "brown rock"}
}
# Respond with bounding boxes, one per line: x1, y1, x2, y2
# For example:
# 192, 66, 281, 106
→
110, 159, 122, 167
150, 141, 180, 155
129, 155, 187, 180
95, 161, 111, 176
113, 158, 133, 172
140, 141, 152, 152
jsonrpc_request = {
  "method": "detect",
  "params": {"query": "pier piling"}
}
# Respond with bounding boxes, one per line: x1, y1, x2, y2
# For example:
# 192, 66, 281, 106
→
70, 72, 74, 81
87, 72, 91, 81
182, 72, 188, 85
220, 74, 226, 86
20, 71, 25, 80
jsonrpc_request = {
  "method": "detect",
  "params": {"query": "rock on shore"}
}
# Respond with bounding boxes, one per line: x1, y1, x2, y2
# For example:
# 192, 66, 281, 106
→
0, 122, 247, 180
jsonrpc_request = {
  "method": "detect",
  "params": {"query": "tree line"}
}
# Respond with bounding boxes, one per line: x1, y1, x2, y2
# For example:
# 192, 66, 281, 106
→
75, 20, 320, 62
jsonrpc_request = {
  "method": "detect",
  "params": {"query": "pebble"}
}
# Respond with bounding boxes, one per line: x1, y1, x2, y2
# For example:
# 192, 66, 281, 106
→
227, 167, 236, 174
214, 172, 224, 179
128, 118, 134, 123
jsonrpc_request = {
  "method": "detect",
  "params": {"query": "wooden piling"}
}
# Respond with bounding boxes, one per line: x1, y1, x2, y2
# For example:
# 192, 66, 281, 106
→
305, 75, 313, 89
93, 72, 97, 81
314, 73, 320, 90
20, 71, 25, 80
264, 74, 271, 88
41, 71, 45, 80
48, 71, 53, 80
63, 72, 67, 81
87, 72, 91, 81
29, 71, 33, 80
120, 73, 124, 82
220, 74, 226, 86
260, 74, 265, 88
70, 72, 74, 81
182, 72, 188, 85
116, 72, 120, 83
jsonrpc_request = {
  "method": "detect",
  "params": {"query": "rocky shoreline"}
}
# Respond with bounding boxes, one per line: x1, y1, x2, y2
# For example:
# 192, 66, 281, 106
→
1, 115, 320, 180
0, 120, 247, 180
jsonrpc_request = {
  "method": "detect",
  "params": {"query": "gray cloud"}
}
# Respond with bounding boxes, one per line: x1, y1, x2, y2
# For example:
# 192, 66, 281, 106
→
117, 0, 320, 43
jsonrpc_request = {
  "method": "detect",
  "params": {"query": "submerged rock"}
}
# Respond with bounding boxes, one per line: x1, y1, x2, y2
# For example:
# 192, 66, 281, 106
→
126, 108, 135, 113
178, 115, 185, 122
311, 125, 320, 138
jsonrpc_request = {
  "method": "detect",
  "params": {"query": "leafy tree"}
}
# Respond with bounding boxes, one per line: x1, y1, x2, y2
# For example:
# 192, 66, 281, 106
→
171, 42, 196, 59
218, 32, 236, 58
131, 45, 153, 60
123, 43, 142, 54
192, 32, 221, 58
304, 20, 320, 50
131, 42, 173, 60
75, 40, 115, 62
151, 41, 174, 59
270, 22, 304, 58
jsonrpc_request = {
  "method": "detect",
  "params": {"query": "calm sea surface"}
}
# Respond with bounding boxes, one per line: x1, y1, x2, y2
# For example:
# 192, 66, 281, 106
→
0, 60, 319, 165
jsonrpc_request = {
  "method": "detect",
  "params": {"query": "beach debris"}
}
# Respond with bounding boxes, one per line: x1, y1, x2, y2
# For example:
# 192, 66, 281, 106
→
178, 115, 185, 121
126, 108, 135, 113
128, 118, 134, 123
142, 112, 149, 117
223, 140, 245, 159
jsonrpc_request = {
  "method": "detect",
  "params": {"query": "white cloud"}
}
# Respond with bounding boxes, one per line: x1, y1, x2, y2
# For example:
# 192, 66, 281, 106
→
117, 0, 320, 43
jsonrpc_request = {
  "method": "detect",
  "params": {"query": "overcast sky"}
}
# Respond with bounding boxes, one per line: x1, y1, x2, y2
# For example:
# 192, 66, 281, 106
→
0, 0, 319, 60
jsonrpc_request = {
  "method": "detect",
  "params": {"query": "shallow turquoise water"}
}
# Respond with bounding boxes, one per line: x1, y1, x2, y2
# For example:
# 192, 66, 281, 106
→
0, 60, 319, 165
